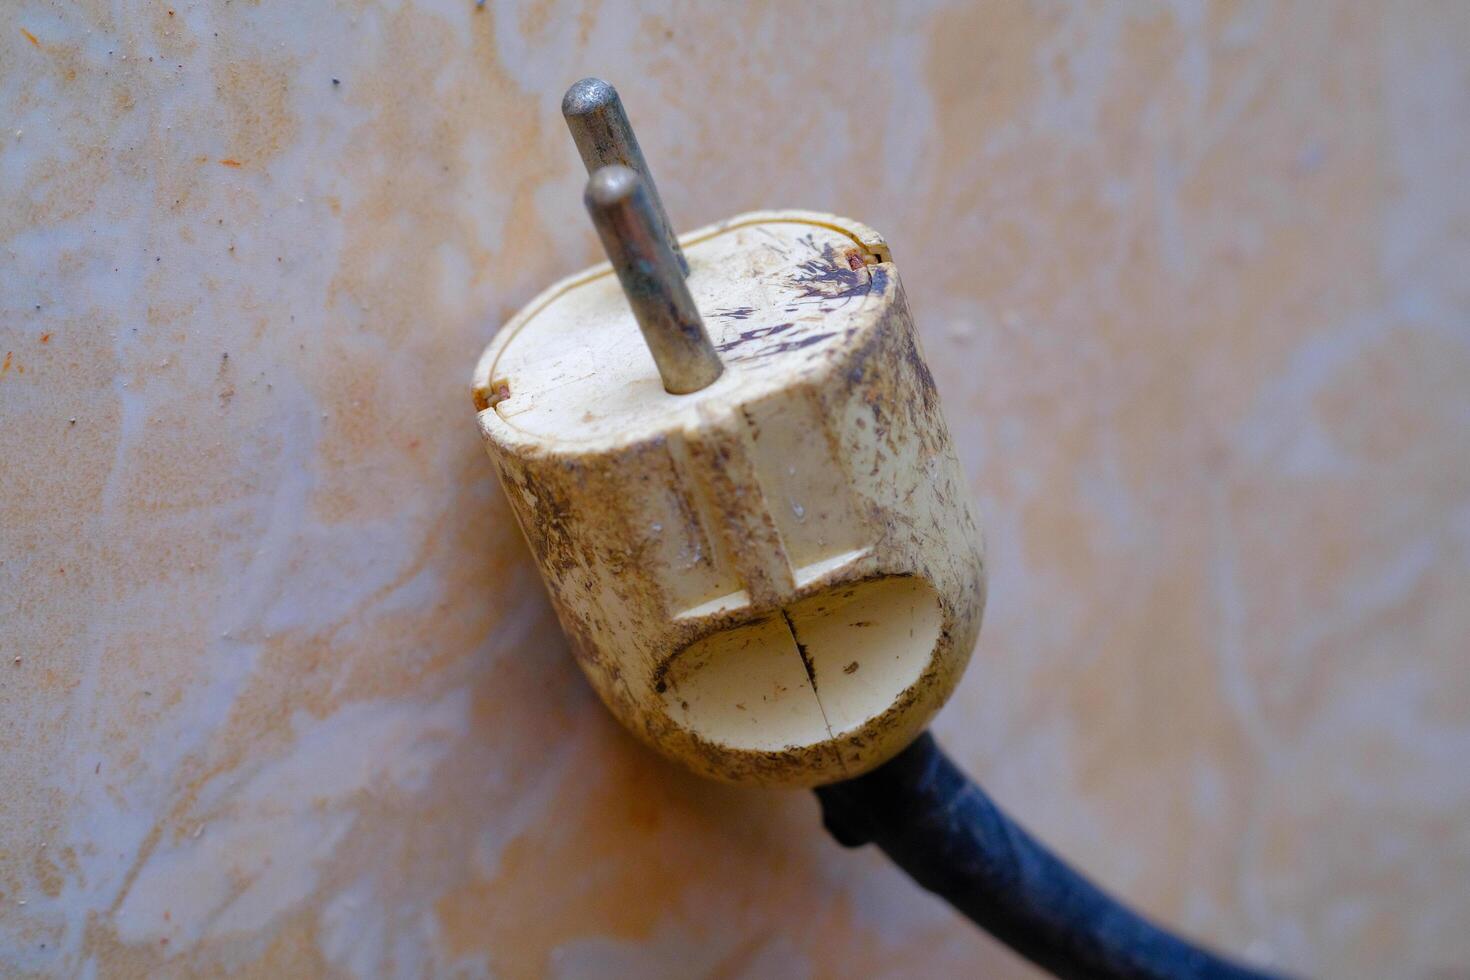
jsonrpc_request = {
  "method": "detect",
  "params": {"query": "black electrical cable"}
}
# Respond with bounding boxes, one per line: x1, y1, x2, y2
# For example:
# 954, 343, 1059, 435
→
815, 732, 1286, 980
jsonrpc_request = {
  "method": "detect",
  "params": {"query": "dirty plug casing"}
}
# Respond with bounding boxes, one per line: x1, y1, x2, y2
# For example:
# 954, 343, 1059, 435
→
473, 211, 985, 786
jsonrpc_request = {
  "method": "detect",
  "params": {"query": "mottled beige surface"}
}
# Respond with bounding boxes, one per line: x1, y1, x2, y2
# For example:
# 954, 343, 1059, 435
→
2, 1, 1468, 977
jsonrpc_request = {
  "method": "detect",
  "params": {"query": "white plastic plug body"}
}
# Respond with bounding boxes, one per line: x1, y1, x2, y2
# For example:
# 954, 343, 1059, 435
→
473, 211, 985, 786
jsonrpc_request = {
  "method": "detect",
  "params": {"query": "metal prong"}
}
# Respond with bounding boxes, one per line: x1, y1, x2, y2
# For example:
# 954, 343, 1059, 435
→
563, 77, 689, 277
585, 165, 723, 395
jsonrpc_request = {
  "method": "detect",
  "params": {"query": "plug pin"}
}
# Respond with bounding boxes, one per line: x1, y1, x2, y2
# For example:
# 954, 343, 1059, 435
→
584, 165, 723, 395
562, 77, 688, 277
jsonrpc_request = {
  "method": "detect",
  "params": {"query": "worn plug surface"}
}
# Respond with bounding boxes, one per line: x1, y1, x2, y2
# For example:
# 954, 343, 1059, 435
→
472, 79, 985, 786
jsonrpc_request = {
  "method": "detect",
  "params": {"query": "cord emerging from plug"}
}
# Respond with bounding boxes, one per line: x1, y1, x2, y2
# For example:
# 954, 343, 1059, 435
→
816, 733, 1285, 980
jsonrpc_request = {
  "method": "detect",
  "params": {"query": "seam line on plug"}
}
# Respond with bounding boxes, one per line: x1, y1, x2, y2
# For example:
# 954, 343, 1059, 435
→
779, 607, 848, 778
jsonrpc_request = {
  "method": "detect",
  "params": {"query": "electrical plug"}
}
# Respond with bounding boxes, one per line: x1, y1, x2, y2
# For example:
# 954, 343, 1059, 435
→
472, 78, 985, 787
